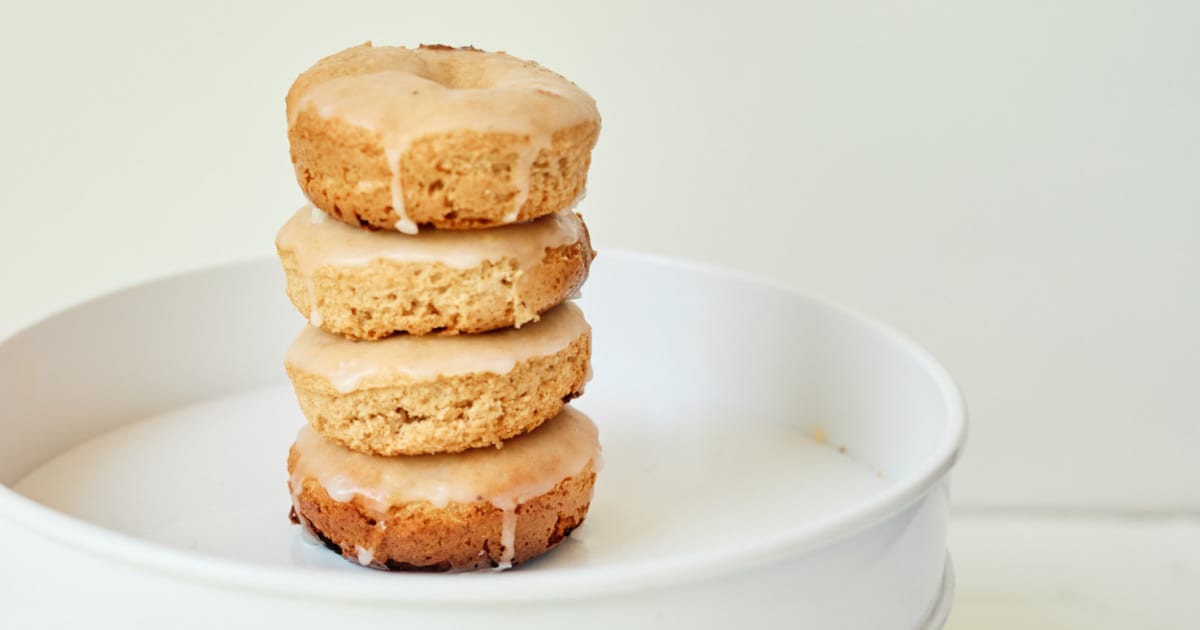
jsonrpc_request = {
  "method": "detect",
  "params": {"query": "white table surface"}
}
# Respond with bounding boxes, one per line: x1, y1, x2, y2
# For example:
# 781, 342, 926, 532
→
2, 1, 1198, 627
947, 513, 1200, 628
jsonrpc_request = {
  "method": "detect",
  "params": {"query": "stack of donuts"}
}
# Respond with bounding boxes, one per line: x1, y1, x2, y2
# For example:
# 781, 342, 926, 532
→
275, 43, 603, 572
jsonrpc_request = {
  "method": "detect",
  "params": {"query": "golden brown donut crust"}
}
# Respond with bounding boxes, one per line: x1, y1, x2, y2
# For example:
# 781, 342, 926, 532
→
286, 330, 591, 456
289, 459, 597, 572
277, 235, 593, 340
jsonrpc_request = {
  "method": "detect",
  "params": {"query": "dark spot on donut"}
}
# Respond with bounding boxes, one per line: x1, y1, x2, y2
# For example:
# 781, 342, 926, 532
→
548, 514, 583, 546
419, 43, 482, 53
562, 391, 580, 403
309, 525, 344, 554
428, 179, 444, 193
384, 560, 453, 572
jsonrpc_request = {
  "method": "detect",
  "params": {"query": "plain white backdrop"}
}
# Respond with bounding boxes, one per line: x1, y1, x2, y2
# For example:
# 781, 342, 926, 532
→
1, 0, 1196, 518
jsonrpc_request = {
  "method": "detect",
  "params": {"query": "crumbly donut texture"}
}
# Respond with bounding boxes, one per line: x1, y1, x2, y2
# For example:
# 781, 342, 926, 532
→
278, 238, 593, 340
287, 44, 600, 231
291, 121, 599, 232
286, 331, 591, 456
289, 461, 596, 572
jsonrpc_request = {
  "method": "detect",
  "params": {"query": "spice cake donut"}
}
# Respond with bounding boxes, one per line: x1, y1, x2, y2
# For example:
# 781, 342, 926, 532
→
288, 406, 600, 571
286, 43, 601, 233
285, 302, 591, 456
276, 205, 593, 340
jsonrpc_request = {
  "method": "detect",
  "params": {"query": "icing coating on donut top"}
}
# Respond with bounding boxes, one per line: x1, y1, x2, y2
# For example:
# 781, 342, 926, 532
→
276, 203, 585, 276
285, 301, 589, 393
290, 405, 599, 514
287, 43, 599, 233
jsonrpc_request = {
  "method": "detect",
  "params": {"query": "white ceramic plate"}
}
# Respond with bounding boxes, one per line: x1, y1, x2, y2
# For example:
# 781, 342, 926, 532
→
0, 253, 964, 628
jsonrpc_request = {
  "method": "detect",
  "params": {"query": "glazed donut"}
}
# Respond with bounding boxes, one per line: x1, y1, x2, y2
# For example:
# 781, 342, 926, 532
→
288, 406, 600, 571
275, 204, 593, 339
284, 302, 591, 456
286, 43, 600, 233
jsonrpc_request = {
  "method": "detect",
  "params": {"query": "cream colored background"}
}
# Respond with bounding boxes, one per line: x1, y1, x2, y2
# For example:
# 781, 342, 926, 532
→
1, 0, 1196, 517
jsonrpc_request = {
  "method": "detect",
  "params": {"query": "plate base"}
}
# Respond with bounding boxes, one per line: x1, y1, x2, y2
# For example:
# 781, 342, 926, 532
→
14, 383, 890, 574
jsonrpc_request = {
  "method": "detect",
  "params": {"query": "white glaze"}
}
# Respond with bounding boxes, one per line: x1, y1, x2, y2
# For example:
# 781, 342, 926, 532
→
291, 406, 598, 512
497, 510, 518, 570
276, 204, 584, 274
285, 301, 588, 393
288, 45, 598, 232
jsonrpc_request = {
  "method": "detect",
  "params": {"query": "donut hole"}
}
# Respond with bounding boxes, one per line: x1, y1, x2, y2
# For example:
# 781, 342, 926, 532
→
362, 49, 493, 91
415, 58, 492, 91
